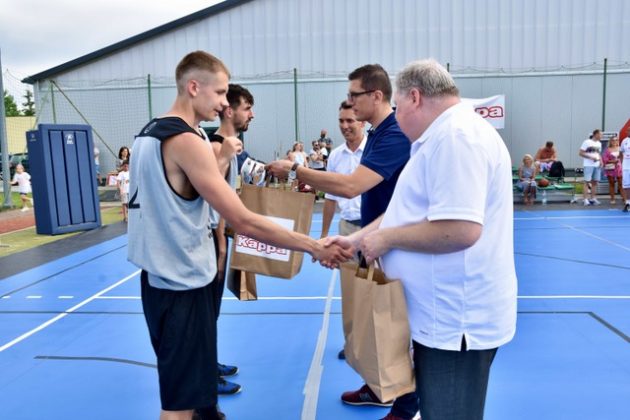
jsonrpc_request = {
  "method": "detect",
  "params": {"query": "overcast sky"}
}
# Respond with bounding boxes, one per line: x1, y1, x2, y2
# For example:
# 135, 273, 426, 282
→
1, 0, 222, 101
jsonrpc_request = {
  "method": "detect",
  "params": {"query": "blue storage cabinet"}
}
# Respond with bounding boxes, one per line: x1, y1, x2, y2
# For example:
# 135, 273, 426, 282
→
26, 124, 101, 235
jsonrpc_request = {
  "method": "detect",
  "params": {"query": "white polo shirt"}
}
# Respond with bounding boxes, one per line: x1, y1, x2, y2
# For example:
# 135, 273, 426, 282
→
380, 102, 517, 351
324, 137, 366, 222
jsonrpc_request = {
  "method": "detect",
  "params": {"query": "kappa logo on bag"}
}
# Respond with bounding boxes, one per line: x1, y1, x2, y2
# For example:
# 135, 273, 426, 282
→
235, 215, 294, 262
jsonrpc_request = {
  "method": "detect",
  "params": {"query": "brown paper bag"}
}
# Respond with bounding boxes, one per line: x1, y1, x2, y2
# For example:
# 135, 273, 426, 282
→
226, 268, 257, 301
229, 183, 314, 279
340, 262, 415, 402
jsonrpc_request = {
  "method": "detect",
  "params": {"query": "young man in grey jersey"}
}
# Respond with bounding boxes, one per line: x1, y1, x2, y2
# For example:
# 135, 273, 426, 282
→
128, 51, 351, 420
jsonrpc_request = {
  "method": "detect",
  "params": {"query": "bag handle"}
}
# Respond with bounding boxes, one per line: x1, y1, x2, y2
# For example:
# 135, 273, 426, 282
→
356, 256, 385, 284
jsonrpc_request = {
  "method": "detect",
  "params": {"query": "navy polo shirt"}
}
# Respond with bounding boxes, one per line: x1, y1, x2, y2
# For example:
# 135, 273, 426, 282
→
360, 112, 410, 226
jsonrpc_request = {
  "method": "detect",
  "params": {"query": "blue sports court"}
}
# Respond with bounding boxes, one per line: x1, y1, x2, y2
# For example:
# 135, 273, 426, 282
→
0, 209, 629, 419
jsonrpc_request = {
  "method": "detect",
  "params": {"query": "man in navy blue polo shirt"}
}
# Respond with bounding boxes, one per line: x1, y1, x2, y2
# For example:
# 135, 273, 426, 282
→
267, 64, 416, 420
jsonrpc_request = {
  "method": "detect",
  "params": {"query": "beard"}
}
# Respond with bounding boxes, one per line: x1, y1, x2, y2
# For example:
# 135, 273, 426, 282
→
237, 120, 250, 132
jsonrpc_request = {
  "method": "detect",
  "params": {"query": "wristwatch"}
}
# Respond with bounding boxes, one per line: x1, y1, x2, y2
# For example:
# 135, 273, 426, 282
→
288, 162, 299, 181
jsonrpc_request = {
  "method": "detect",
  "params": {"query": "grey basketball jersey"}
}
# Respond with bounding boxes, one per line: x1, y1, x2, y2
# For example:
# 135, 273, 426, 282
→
127, 117, 217, 290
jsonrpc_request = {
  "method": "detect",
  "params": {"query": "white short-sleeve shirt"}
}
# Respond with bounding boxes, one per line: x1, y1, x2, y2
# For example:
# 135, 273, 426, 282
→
580, 139, 602, 167
116, 170, 130, 194
12, 172, 31, 194
620, 138, 630, 170
380, 102, 517, 351
324, 137, 366, 221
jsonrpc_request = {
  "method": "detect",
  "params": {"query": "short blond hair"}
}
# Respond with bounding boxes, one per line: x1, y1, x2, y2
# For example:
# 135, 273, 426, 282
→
175, 51, 230, 93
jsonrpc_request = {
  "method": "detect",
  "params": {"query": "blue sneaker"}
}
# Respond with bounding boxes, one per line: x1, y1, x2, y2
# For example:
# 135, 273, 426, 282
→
218, 362, 238, 377
218, 376, 242, 395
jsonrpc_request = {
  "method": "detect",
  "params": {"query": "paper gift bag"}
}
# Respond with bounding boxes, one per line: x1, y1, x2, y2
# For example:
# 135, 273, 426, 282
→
226, 268, 257, 301
340, 262, 415, 402
229, 183, 314, 279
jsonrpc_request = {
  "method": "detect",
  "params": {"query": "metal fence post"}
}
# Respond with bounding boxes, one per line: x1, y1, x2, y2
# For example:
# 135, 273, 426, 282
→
1, 50, 14, 208
293, 68, 299, 142
147, 74, 153, 120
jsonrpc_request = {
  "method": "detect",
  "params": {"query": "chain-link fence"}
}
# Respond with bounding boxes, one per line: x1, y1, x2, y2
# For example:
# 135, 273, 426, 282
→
5, 61, 630, 177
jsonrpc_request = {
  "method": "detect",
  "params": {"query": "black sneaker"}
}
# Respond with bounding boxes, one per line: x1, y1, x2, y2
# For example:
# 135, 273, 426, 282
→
218, 362, 238, 377
338, 349, 346, 360
218, 376, 242, 394
623, 203, 630, 213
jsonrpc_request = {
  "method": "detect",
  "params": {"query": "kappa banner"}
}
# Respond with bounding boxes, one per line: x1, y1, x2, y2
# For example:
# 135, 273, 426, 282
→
462, 95, 505, 129
234, 215, 294, 262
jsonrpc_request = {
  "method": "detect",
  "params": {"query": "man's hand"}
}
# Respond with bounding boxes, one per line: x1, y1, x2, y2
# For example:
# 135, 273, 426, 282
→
313, 238, 354, 269
266, 160, 293, 179
358, 229, 390, 264
322, 235, 355, 252
220, 136, 243, 160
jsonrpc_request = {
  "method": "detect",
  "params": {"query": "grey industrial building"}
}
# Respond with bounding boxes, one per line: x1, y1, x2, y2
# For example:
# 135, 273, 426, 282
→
24, 0, 630, 173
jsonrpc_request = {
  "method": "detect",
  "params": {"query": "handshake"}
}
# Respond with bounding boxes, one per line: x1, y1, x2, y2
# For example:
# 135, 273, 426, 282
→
311, 236, 356, 269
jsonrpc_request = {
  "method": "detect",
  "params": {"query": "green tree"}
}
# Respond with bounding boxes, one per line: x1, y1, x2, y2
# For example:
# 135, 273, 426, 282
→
3, 90, 19, 116
22, 89, 35, 116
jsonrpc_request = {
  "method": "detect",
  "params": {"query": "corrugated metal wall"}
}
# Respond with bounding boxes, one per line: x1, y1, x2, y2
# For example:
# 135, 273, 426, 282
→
31, 0, 630, 172
48, 0, 630, 83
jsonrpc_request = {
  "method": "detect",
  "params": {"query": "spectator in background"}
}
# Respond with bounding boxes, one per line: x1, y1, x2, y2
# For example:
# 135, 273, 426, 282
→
11, 164, 32, 212
116, 160, 130, 222
94, 145, 102, 186
601, 136, 624, 205
320, 129, 333, 157
534, 141, 557, 172
117, 146, 131, 171
517, 154, 538, 205
620, 127, 630, 212
308, 140, 326, 171
579, 129, 603, 206
318, 138, 329, 167
291, 142, 308, 167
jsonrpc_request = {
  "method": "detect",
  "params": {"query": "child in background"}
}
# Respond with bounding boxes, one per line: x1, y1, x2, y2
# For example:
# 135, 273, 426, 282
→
517, 154, 538, 205
11, 164, 33, 212
116, 160, 130, 222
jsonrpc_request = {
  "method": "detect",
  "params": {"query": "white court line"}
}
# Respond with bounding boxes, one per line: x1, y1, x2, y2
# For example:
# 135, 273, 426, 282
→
515, 215, 630, 221
301, 269, 337, 420
58, 296, 74, 299
95, 296, 343, 300
559, 223, 630, 253
26, 296, 42, 299
0, 270, 140, 353
92, 295, 629, 300
519, 295, 630, 299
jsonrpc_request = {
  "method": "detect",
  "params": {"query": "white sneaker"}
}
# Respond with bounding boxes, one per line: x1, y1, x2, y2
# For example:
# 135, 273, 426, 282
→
20, 207, 29, 212
583, 199, 591, 206
591, 198, 601, 205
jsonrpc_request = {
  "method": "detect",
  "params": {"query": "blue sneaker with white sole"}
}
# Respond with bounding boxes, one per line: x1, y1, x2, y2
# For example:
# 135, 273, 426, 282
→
218, 362, 238, 377
218, 376, 242, 394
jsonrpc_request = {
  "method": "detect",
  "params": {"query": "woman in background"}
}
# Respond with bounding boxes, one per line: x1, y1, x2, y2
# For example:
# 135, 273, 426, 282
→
517, 154, 538, 205
117, 146, 131, 171
602, 136, 625, 205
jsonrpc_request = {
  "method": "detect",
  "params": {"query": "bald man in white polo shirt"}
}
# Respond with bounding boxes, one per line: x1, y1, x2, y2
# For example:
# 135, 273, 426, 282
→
329, 59, 517, 420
